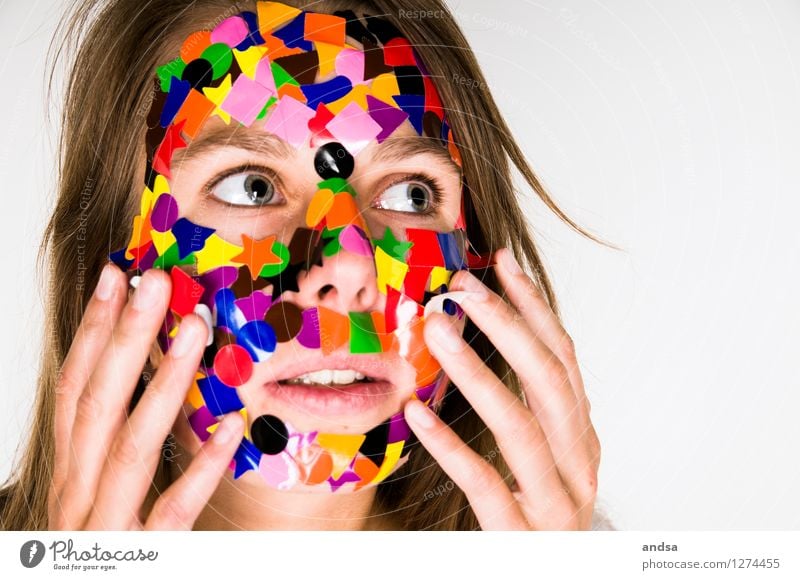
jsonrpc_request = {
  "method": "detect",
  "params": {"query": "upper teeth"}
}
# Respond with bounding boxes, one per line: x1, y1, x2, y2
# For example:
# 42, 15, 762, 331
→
285, 369, 368, 385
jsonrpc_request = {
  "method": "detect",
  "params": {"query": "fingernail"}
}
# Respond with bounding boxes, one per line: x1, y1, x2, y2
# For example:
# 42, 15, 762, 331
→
423, 291, 477, 319
406, 400, 436, 429
213, 414, 242, 446
457, 271, 488, 302
170, 320, 200, 359
499, 249, 523, 276
94, 264, 115, 301
430, 315, 463, 354
132, 272, 162, 312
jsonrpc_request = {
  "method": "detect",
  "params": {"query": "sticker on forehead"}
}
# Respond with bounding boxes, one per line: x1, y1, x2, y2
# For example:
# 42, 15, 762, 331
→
111, 2, 476, 493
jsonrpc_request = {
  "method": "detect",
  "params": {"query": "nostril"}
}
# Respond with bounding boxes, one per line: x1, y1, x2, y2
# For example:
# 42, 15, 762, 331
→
318, 284, 335, 300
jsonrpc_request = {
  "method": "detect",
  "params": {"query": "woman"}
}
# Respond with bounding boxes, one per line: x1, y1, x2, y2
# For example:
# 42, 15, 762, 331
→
1, 0, 614, 530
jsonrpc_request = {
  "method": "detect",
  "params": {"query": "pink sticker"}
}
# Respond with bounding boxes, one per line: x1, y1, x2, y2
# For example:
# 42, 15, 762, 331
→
263, 96, 316, 148
254, 57, 277, 94
259, 452, 300, 490
221, 74, 274, 126
325, 101, 382, 155
339, 225, 373, 257
334, 48, 365, 84
210, 16, 249, 47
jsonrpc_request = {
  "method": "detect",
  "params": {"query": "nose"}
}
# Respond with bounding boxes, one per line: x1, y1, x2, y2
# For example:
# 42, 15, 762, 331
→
293, 250, 381, 313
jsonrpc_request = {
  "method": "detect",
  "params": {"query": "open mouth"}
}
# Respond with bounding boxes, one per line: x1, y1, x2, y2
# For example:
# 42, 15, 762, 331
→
280, 369, 377, 387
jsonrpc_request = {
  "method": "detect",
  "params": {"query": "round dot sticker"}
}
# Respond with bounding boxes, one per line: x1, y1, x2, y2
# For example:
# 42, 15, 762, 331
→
213, 344, 253, 387
251, 414, 289, 455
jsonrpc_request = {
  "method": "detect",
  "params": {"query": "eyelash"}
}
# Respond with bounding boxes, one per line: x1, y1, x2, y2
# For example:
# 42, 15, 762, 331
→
203, 163, 279, 202
203, 163, 445, 216
378, 172, 445, 218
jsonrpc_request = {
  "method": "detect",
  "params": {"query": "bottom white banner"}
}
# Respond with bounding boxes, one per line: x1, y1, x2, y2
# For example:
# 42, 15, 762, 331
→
1, 531, 797, 579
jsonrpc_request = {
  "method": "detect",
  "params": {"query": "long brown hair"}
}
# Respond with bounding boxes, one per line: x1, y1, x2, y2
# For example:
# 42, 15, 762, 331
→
0, 0, 619, 530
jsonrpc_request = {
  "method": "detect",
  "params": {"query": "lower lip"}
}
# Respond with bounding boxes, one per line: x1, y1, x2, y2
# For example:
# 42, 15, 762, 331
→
263, 380, 396, 415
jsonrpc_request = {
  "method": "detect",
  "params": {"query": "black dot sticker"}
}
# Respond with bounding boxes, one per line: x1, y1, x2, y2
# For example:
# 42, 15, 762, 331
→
181, 58, 215, 90
251, 414, 289, 455
314, 141, 354, 179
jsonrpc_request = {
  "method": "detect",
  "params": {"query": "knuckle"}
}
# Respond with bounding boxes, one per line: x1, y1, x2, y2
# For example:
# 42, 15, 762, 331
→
467, 460, 501, 493
542, 358, 569, 388
75, 389, 105, 423
109, 432, 144, 469
55, 372, 80, 400
560, 333, 577, 361
150, 495, 191, 529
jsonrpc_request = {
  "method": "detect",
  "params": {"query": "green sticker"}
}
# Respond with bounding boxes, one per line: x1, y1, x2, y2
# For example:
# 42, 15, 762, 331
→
373, 227, 413, 261
201, 43, 233, 80
257, 96, 277, 120
349, 312, 382, 353
317, 177, 355, 195
258, 241, 290, 277
155, 58, 186, 92
271, 62, 299, 88
153, 243, 195, 270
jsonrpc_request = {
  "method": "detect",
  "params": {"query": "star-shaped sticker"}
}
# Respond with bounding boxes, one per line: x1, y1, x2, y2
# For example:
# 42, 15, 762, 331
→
152, 119, 188, 179
372, 226, 413, 261
327, 469, 362, 492
233, 234, 284, 280
262, 260, 304, 299
202, 73, 232, 124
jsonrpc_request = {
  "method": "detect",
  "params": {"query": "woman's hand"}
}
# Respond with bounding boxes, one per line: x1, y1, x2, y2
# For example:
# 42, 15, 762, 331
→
48, 264, 243, 530
407, 248, 601, 530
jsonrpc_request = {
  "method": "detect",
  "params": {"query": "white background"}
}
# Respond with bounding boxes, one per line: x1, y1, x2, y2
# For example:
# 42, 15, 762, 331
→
1, 0, 799, 530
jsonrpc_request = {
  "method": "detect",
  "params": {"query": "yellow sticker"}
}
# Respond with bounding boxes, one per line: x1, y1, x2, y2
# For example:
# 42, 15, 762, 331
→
369, 441, 404, 485
194, 233, 244, 274
375, 246, 409, 294
203, 74, 233, 124
316, 433, 366, 478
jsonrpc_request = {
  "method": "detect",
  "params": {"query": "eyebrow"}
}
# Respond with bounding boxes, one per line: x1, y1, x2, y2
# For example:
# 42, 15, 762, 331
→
172, 126, 294, 164
173, 124, 461, 175
370, 135, 462, 176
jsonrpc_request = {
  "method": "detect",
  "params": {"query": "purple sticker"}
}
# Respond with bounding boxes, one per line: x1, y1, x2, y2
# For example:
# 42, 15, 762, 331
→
198, 266, 239, 308
189, 406, 217, 442
366, 95, 409, 142
235, 291, 273, 321
388, 410, 411, 443
150, 193, 179, 232
296, 307, 321, 349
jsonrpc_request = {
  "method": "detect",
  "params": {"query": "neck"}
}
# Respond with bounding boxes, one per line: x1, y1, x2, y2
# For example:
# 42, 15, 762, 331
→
165, 439, 388, 531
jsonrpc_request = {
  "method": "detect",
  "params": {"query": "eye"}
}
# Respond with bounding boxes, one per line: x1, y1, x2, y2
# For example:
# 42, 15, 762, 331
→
209, 171, 280, 207
372, 179, 437, 214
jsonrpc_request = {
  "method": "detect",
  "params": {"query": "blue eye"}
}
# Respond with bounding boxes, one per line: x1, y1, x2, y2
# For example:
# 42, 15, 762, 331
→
210, 171, 279, 207
373, 180, 435, 214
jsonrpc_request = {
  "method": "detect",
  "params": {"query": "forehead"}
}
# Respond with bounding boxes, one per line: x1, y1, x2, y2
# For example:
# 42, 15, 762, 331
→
147, 2, 461, 172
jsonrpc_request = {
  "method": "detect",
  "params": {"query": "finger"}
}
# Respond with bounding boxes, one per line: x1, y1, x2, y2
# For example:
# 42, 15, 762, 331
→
60, 269, 171, 527
144, 412, 243, 531
404, 399, 530, 530
446, 269, 596, 503
52, 263, 127, 497
423, 313, 577, 529
87, 314, 208, 529
492, 249, 601, 505
494, 248, 590, 417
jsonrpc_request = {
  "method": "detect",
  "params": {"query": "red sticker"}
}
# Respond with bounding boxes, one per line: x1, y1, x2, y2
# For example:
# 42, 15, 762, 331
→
214, 344, 253, 386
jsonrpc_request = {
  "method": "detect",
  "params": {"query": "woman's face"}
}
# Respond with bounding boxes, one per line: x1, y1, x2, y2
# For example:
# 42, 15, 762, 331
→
116, 3, 470, 492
